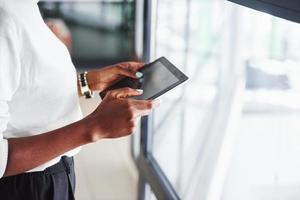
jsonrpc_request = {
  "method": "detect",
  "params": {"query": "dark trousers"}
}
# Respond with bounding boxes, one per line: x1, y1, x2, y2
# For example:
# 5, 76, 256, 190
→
0, 156, 75, 200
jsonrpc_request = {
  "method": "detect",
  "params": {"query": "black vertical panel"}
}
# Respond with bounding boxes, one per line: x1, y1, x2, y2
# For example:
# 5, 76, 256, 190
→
138, 0, 154, 198
228, 0, 300, 23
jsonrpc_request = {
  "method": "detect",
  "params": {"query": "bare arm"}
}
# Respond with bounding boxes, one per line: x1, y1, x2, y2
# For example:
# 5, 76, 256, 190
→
4, 118, 90, 177
4, 88, 158, 177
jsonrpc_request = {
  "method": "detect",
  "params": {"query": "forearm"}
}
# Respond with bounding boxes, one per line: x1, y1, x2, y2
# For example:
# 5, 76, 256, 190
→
4, 119, 91, 177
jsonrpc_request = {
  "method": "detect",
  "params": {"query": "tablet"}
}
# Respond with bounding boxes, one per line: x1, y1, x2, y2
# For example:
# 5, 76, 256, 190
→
99, 57, 189, 100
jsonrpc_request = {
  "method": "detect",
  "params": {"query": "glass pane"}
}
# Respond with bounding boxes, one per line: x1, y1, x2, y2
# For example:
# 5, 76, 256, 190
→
151, 0, 226, 198
222, 6, 300, 200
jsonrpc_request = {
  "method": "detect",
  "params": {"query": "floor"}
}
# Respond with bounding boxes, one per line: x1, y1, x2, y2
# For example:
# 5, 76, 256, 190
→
74, 95, 138, 200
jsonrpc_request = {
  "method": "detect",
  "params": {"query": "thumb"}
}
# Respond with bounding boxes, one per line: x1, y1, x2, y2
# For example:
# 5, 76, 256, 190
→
117, 67, 143, 79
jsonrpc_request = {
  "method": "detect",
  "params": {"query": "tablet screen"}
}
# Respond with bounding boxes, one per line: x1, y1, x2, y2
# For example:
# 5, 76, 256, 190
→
135, 61, 179, 100
100, 57, 188, 100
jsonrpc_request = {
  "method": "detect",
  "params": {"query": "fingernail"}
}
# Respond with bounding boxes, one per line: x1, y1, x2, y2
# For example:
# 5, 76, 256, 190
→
136, 89, 143, 94
135, 72, 143, 78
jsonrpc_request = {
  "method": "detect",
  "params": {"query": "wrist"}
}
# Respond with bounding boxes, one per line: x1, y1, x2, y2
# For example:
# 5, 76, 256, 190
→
78, 71, 94, 98
80, 114, 105, 143
85, 71, 98, 91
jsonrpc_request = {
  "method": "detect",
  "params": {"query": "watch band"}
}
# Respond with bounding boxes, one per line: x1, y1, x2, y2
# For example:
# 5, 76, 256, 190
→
78, 72, 94, 99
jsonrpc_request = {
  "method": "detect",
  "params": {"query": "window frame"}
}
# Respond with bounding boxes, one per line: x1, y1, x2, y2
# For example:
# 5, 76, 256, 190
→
134, 0, 181, 199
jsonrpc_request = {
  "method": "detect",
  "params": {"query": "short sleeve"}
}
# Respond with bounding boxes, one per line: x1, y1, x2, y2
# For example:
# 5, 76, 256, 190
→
0, 14, 22, 177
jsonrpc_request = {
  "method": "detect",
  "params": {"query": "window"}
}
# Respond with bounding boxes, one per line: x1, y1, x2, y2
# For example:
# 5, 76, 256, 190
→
222, 5, 300, 200
152, 0, 225, 197
138, 0, 243, 199
138, 0, 300, 200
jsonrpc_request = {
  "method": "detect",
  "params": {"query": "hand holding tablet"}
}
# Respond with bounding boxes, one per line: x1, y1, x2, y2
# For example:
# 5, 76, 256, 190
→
99, 57, 189, 100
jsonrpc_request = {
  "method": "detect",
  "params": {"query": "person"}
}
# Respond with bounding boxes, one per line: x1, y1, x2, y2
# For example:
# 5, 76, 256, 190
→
0, 0, 159, 199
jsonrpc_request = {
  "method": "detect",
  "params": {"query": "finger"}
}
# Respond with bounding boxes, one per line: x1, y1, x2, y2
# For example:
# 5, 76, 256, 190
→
107, 87, 143, 99
119, 62, 145, 71
132, 99, 160, 109
130, 99, 160, 115
116, 66, 140, 79
132, 108, 153, 118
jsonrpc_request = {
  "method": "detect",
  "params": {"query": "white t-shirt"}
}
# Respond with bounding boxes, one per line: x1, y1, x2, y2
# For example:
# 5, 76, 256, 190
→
0, 0, 83, 177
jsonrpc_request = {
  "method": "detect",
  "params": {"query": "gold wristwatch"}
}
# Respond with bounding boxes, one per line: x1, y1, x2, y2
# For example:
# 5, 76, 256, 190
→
78, 72, 94, 99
